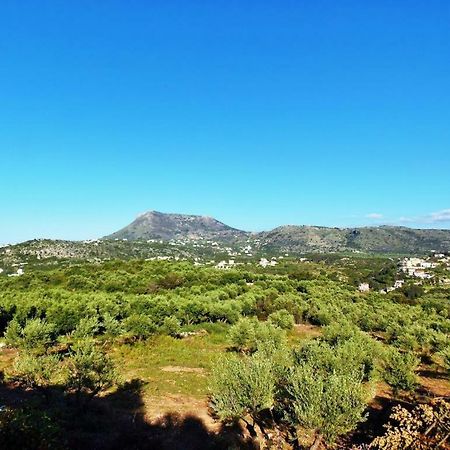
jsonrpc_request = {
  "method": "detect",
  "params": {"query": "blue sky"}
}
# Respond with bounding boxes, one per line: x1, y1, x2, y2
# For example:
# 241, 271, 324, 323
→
1, 0, 449, 242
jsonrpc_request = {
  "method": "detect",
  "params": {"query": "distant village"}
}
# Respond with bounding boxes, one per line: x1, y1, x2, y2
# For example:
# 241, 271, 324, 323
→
1, 239, 449, 289
358, 252, 450, 293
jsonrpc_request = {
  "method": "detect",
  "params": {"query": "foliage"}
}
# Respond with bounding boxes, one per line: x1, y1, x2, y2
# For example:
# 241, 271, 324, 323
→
66, 339, 117, 398
285, 363, 368, 445
382, 348, 418, 394
12, 353, 61, 389
161, 316, 181, 337
71, 316, 100, 340
268, 309, 295, 330
102, 312, 123, 338
227, 317, 287, 353
210, 352, 275, 422
0, 406, 63, 450
4, 318, 54, 355
123, 314, 157, 340
227, 317, 258, 352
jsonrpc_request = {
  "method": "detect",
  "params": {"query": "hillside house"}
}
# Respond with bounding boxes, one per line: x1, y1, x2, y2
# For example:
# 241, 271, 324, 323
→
358, 283, 370, 292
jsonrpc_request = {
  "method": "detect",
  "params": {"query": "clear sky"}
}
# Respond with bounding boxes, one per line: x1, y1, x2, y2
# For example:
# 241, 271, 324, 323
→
1, 0, 449, 242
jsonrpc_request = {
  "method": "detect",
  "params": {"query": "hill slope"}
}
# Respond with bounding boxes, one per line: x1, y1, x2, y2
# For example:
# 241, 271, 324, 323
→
104, 210, 248, 242
260, 225, 450, 254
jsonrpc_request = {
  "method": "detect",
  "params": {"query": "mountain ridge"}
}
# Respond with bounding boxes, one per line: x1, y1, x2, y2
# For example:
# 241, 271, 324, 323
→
103, 211, 450, 254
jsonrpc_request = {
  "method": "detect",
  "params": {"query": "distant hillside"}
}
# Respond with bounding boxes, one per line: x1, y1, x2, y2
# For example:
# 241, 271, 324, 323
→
260, 225, 450, 254
104, 210, 248, 242
104, 211, 450, 254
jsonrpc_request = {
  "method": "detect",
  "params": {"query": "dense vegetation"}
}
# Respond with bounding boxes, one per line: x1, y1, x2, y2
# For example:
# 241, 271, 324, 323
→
0, 257, 448, 449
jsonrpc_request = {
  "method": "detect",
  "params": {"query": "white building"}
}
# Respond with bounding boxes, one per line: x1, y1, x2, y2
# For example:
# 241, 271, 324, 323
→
358, 283, 370, 292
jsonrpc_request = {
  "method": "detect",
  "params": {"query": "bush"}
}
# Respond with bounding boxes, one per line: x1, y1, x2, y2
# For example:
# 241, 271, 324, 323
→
4, 318, 54, 355
382, 348, 418, 394
228, 317, 258, 352
285, 363, 368, 446
102, 313, 123, 338
254, 321, 286, 353
123, 314, 157, 340
161, 316, 181, 337
210, 352, 275, 423
268, 309, 295, 330
71, 316, 99, 340
4, 319, 22, 348
228, 318, 287, 353
294, 335, 380, 382
12, 353, 61, 389
66, 339, 117, 399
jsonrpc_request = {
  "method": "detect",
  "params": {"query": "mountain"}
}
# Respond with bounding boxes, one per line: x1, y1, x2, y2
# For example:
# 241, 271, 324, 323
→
104, 210, 248, 242
260, 225, 450, 254
104, 211, 450, 254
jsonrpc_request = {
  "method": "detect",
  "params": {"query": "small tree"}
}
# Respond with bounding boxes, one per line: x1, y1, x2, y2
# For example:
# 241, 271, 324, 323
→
71, 316, 99, 341
123, 314, 157, 341
227, 317, 258, 352
66, 339, 117, 401
4, 319, 22, 348
210, 352, 275, 439
228, 317, 286, 353
285, 363, 368, 449
13, 353, 61, 389
161, 316, 181, 337
382, 348, 418, 394
102, 313, 123, 339
254, 321, 286, 352
4, 318, 54, 355
268, 309, 295, 331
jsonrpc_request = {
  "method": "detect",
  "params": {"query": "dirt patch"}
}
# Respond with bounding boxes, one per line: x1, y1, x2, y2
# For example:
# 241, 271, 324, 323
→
418, 375, 450, 397
160, 366, 206, 375
293, 323, 322, 338
144, 394, 218, 430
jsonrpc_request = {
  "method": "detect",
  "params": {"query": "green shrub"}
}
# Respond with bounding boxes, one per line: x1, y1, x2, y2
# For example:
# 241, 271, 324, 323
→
12, 353, 61, 388
285, 363, 368, 446
123, 314, 157, 340
210, 352, 275, 422
102, 313, 123, 338
66, 339, 117, 399
228, 317, 258, 352
71, 316, 99, 340
4, 319, 22, 348
382, 348, 418, 393
254, 321, 286, 352
161, 316, 181, 337
268, 309, 295, 330
4, 318, 54, 355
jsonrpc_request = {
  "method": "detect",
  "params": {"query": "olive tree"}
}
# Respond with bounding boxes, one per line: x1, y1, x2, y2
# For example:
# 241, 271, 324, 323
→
12, 353, 61, 389
4, 318, 54, 355
285, 363, 368, 449
66, 339, 117, 401
210, 352, 275, 439
382, 348, 418, 394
